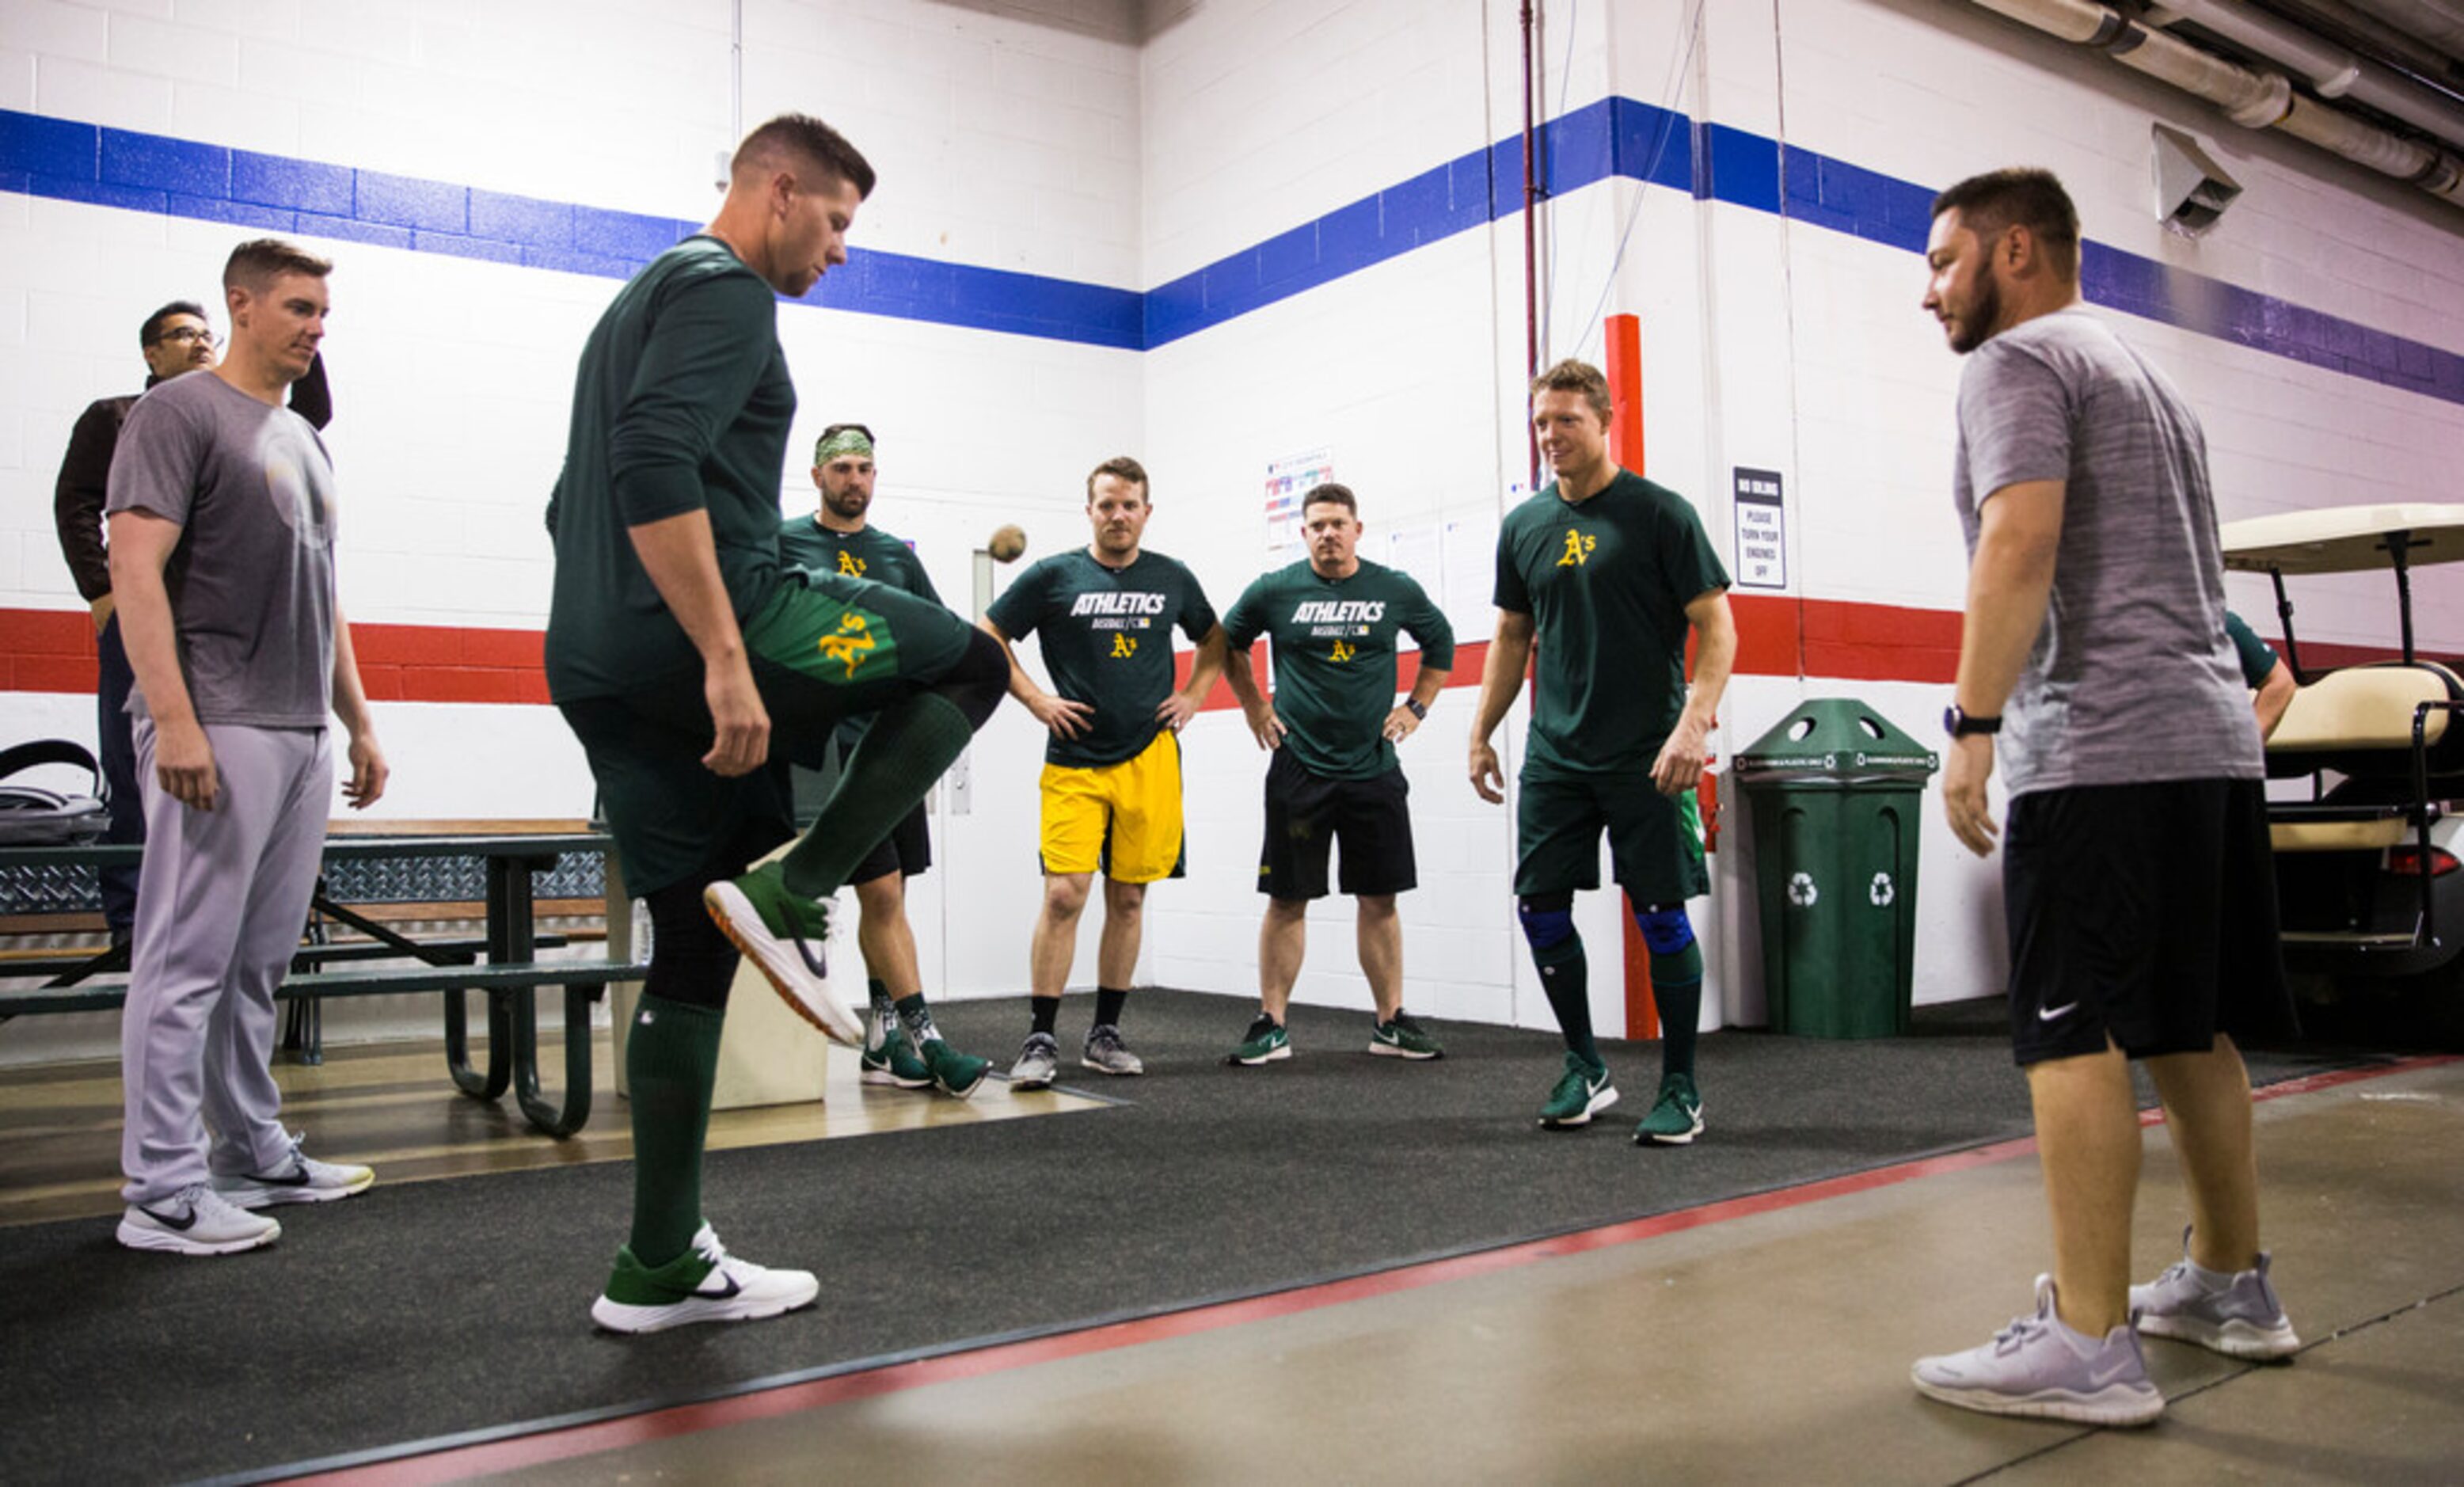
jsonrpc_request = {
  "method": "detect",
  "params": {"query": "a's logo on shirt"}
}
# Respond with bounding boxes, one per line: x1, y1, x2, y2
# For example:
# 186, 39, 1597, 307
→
1111, 633, 1138, 659
1557, 530, 1596, 567
1329, 640, 1356, 663
836, 550, 865, 577
816, 612, 878, 678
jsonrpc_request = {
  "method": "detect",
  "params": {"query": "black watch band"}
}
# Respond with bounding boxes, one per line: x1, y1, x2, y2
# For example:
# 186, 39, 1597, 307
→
1944, 704, 2002, 738
1404, 698, 1428, 720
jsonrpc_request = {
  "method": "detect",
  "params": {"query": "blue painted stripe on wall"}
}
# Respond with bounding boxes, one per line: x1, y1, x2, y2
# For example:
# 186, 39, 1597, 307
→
3, 105, 2458, 405
0, 108, 1140, 352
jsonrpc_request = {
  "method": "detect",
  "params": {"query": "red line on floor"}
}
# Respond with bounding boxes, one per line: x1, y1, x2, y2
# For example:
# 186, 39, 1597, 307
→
289, 1053, 2451, 1485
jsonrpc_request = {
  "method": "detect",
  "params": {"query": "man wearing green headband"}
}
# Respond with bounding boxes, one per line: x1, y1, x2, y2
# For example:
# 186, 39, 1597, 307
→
779, 424, 989, 1097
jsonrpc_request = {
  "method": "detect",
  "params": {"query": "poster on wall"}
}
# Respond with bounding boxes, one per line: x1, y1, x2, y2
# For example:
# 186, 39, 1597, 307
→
1732, 467, 1787, 591
1264, 447, 1334, 561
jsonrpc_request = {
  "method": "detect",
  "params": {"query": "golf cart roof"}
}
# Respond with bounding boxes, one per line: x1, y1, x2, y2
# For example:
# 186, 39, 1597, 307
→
2221, 503, 2464, 576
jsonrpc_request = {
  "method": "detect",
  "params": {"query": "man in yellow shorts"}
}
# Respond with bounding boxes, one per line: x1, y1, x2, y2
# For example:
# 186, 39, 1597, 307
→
979, 456, 1225, 1085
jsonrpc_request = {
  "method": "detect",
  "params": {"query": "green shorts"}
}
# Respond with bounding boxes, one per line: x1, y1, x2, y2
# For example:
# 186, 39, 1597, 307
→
1514, 766, 1706, 904
562, 569, 975, 898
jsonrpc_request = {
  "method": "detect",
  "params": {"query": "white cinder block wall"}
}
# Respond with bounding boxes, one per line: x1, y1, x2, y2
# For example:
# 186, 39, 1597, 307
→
4, 0, 2460, 1060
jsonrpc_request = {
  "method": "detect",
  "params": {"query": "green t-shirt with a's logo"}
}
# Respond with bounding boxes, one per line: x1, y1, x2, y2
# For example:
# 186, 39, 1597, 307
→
777, 517, 942, 606
986, 547, 1218, 767
1222, 559, 1454, 780
1493, 470, 1728, 778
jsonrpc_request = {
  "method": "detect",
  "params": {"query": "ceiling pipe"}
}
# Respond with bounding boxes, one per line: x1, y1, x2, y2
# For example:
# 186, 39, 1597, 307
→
1968, 0, 2464, 210
2256, 0, 2464, 92
2338, 0, 2464, 59
2146, 0, 2464, 148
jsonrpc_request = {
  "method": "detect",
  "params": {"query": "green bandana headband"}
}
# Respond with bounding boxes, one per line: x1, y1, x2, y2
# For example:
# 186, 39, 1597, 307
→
815, 428, 874, 464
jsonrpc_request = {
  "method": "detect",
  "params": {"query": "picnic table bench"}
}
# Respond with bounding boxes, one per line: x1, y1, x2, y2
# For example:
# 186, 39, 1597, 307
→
0, 823, 643, 1137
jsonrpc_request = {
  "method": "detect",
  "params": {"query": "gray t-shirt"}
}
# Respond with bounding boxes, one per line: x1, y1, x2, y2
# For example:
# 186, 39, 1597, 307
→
105, 371, 337, 728
1953, 307, 2259, 796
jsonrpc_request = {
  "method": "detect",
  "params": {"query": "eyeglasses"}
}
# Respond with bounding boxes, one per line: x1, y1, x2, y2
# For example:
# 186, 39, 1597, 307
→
153, 327, 218, 348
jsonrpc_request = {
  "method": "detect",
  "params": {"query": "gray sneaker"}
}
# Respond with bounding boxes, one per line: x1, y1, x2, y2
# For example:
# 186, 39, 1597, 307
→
1009, 1031, 1060, 1091
211, 1131, 374, 1209
1082, 1024, 1145, 1076
118, 1184, 281, 1257
1912, 1275, 2163, 1427
2131, 1226, 2300, 1360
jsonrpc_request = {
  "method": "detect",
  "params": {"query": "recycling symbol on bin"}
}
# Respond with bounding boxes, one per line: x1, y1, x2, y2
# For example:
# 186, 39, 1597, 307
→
1787, 871, 1819, 907
1869, 872, 1896, 907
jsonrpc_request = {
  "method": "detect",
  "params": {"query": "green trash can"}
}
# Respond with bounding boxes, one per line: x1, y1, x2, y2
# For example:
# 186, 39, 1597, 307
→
1733, 699, 1939, 1039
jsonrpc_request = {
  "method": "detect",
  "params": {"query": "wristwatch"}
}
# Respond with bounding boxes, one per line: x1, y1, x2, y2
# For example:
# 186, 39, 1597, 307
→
1943, 704, 2002, 738
1404, 698, 1428, 720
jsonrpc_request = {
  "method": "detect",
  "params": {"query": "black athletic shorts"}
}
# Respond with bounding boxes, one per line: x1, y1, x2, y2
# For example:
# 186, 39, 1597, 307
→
2003, 777, 2295, 1066
850, 801, 931, 884
1257, 748, 1415, 900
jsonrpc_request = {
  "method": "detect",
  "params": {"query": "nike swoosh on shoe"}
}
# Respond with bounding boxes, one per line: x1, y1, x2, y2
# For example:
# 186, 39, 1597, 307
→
139, 1204, 198, 1232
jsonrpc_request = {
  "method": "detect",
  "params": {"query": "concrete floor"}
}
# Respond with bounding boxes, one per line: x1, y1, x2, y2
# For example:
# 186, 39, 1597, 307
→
335, 1058, 2462, 1485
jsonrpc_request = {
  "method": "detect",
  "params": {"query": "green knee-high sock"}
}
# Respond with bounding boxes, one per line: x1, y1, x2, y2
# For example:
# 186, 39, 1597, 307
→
625, 993, 724, 1266
781, 691, 975, 898
1532, 931, 1599, 1068
1655, 977, 1702, 1081
1648, 937, 1705, 1079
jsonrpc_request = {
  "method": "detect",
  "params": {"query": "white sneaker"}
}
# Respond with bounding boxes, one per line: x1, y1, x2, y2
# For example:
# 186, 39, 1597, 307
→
2131, 1226, 2301, 1360
590, 1223, 819, 1334
1913, 1275, 2163, 1427
213, 1132, 375, 1208
703, 863, 862, 1046
118, 1184, 281, 1257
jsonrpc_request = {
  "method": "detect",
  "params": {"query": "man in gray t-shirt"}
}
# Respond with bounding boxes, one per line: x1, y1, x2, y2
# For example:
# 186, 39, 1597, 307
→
1909, 169, 2299, 1426
105, 238, 388, 1258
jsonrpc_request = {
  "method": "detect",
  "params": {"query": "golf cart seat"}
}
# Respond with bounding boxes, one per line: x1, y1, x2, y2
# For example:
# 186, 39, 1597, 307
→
2264, 661, 2461, 852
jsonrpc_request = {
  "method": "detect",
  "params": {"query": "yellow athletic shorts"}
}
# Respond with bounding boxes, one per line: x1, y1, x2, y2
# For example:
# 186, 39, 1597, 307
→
1038, 731, 1186, 882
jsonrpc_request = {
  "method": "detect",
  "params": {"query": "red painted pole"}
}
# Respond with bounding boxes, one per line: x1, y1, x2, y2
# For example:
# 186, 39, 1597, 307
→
1603, 313, 1660, 1041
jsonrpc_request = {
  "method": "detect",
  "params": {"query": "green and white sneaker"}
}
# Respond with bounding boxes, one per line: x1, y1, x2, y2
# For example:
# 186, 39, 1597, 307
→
860, 1012, 933, 1089
918, 1038, 991, 1100
1368, 1010, 1443, 1060
1538, 1052, 1617, 1129
1633, 1072, 1705, 1146
1226, 1013, 1291, 1066
704, 862, 861, 1046
590, 1223, 819, 1334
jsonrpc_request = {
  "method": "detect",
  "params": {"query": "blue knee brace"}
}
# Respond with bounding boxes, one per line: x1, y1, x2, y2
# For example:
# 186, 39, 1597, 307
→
1635, 903, 1703, 984
1517, 894, 1576, 951
1634, 904, 1694, 955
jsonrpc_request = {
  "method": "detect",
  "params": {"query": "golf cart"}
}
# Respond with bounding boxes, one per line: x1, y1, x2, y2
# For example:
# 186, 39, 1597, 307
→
2220, 503, 2464, 1031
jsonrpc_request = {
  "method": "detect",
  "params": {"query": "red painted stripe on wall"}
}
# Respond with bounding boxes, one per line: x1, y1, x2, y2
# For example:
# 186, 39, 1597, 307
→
4, 605, 2439, 705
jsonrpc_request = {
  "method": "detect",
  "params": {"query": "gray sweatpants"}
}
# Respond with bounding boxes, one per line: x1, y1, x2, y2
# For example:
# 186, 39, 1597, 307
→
121, 720, 331, 1204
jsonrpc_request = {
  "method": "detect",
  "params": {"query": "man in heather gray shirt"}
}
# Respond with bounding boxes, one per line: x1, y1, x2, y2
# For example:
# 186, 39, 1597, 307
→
107, 238, 388, 1257
1908, 169, 2299, 1426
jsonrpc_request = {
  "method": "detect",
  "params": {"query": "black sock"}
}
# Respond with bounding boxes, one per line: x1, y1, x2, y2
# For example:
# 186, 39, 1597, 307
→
1029, 995, 1060, 1036
1093, 985, 1128, 1029
866, 977, 892, 1017
1532, 931, 1599, 1068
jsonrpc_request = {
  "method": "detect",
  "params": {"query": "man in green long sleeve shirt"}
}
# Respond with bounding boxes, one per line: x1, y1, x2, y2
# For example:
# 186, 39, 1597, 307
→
545, 114, 1010, 1334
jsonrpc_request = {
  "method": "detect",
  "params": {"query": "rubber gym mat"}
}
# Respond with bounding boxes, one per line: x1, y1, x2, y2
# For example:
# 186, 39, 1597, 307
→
0, 990, 2365, 1484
